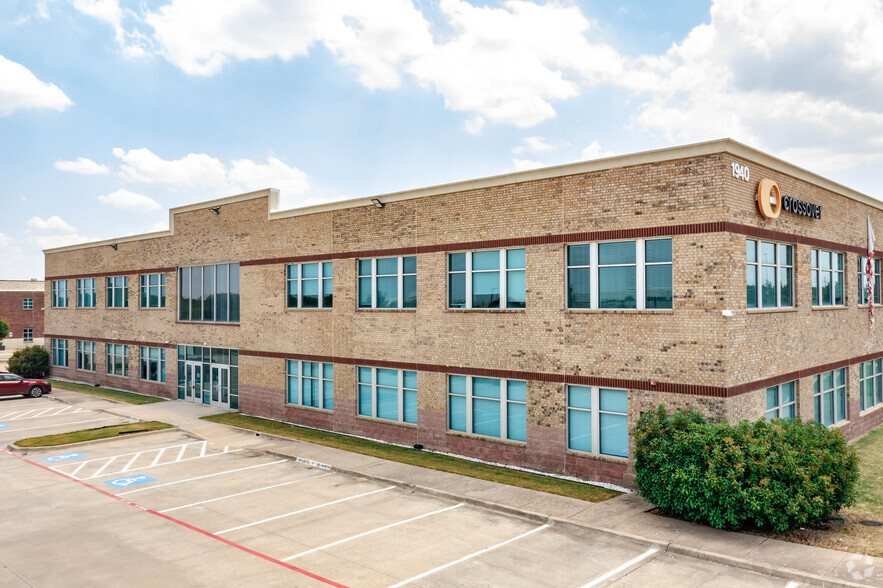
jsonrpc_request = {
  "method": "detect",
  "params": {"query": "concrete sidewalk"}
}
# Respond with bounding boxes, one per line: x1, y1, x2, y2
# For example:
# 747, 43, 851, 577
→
45, 388, 883, 588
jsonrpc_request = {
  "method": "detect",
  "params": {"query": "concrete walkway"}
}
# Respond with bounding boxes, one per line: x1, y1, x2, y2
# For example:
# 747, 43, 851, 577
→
45, 388, 883, 588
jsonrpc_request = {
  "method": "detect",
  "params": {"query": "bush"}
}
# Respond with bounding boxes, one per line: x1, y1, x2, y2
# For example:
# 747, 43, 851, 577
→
634, 406, 859, 533
0, 317, 9, 340
7, 345, 50, 379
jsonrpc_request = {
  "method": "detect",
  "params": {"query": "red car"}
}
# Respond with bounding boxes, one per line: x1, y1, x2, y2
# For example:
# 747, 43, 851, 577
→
0, 373, 52, 398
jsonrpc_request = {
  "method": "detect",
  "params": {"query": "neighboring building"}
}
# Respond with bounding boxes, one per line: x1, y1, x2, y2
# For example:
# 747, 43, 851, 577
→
0, 280, 44, 349
42, 139, 883, 487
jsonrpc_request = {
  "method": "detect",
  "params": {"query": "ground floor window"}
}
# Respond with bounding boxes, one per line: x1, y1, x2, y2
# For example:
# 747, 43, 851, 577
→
77, 341, 96, 372
567, 386, 629, 458
51, 339, 68, 367
765, 381, 796, 420
860, 359, 883, 412
814, 368, 847, 426
358, 367, 417, 424
106, 344, 129, 377
140, 347, 166, 383
23, 328, 33, 343
448, 375, 526, 441
286, 360, 333, 410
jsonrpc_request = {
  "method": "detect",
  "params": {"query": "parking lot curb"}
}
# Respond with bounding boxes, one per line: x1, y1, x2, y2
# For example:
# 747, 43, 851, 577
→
6, 426, 181, 453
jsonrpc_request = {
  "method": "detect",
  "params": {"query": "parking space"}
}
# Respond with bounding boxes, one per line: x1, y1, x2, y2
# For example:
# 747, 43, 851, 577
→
0, 396, 132, 441
0, 429, 812, 587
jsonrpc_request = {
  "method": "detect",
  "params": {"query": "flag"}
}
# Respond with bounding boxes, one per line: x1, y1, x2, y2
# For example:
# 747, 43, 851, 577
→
868, 215, 876, 328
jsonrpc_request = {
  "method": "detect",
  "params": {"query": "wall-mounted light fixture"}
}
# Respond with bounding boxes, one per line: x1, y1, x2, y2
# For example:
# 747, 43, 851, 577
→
210, 206, 221, 215
370, 198, 385, 209
109, 244, 118, 250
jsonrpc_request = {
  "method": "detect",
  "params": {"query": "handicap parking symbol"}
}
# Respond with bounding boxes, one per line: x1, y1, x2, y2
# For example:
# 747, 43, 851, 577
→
105, 474, 157, 488
0, 424, 8, 429
42, 452, 87, 463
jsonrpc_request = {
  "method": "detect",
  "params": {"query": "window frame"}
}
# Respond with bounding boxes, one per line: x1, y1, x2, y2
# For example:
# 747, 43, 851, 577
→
76, 341, 96, 372
357, 367, 418, 424
357, 256, 416, 309
177, 263, 240, 323
286, 360, 334, 410
746, 239, 794, 309
765, 381, 797, 420
51, 280, 68, 308
858, 256, 881, 306
566, 385, 630, 458
77, 278, 96, 308
811, 249, 845, 307
51, 338, 68, 367
860, 359, 883, 412
140, 273, 166, 309
22, 298, 33, 310
106, 276, 129, 308
140, 346, 166, 383
814, 368, 847, 426
447, 248, 525, 310
286, 262, 333, 309
566, 238, 673, 310
447, 375, 527, 442
106, 344, 129, 377
22, 328, 33, 343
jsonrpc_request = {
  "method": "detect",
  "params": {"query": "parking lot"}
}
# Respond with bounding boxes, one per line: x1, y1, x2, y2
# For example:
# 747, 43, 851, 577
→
0, 398, 809, 587
0, 394, 133, 439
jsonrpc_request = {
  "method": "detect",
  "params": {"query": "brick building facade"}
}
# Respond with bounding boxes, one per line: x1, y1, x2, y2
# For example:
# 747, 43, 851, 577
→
43, 140, 883, 487
0, 280, 44, 349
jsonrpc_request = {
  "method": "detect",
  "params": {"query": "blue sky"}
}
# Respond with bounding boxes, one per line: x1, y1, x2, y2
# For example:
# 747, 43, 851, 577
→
2, 0, 882, 279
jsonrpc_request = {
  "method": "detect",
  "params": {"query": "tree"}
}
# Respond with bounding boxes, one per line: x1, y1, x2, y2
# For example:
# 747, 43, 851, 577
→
0, 317, 9, 341
7, 345, 50, 378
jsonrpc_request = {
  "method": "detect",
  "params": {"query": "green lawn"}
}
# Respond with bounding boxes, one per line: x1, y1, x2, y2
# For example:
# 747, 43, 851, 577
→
853, 426, 883, 516
15, 421, 174, 447
49, 379, 167, 405
202, 413, 619, 503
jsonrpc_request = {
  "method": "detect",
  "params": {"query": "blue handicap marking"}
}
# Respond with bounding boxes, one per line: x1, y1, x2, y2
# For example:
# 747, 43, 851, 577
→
0, 424, 8, 429
105, 474, 157, 488
42, 452, 87, 463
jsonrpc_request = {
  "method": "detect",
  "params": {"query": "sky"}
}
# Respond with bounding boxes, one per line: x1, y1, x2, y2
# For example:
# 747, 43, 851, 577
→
2, 0, 883, 280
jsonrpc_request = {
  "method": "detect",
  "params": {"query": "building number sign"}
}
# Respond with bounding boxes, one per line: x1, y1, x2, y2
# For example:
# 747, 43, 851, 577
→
731, 162, 750, 181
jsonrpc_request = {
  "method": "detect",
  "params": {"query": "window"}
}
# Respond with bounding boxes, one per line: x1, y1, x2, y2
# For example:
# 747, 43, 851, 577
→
51, 339, 68, 367
448, 375, 526, 441
286, 361, 333, 410
140, 274, 166, 308
448, 249, 525, 309
77, 278, 96, 308
858, 256, 881, 305
77, 341, 96, 372
766, 381, 796, 420
106, 344, 129, 377
567, 386, 629, 458
178, 263, 240, 323
747, 240, 793, 308
860, 359, 883, 411
106, 276, 129, 308
51, 280, 68, 308
176, 346, 239, 409
566, 239, 672, 310
814, 368, 847, 426
811, 250, 844, 306
23, 328, 33, 343
140, 346, 166, 383
287, 262, 333, 308
358, 256, 416, 309
358, 367, 417, 424
22, 298, 33, 310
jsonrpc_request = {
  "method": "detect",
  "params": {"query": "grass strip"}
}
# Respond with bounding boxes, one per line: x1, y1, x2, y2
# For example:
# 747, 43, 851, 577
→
48, 379, 166, 405
15, 421, 174, 447
202, 413, 619, 502
853, 426, 883, 517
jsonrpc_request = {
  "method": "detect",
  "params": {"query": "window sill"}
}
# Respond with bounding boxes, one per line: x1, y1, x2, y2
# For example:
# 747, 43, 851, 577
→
860, 403, 883, 417
286, 307, 333, 311
105, 307, 130, 310
75, 368, 96, 374
829, 419, 850, 430
811, 305, 848, 311
139, 307, 168, 311
564, 309, 674, 314
75, 307, 97, 310
356, 414, 418, 429
284, 403, 333, 415
445, 309, 526, 313
446, 430, 526, 447
139, 379, 166, 385
105, 373, 129, 379
746, 307, 798, 314
175, 321, 241, 326
356, 308, 416, 312
565, 449, 629, 464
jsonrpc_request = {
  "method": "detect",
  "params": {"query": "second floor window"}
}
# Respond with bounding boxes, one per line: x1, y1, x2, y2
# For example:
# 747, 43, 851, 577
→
106, 276, 129, 308
77, 278, 96, 308
287, 262, 333, 308
448, 249, 525, 309
22, 298, 33, 310
140, 274, 166, 308
51, 280, 68, 308
811, 250, 844, 306
358, 256, 416, 309
179, 263, 240, 323
859, 256, 881, 305
747, 240, 793, 308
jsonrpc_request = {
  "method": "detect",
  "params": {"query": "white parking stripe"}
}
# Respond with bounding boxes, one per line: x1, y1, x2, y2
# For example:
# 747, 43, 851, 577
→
388, 524, 550, 588
784, 582, 800, 588
149, 447, 166, 467
159, 473, 334, 513
88, 448, 241, 479
175, 444, 188, 462
580, 548, 659, 588
119, 452, 142, 473
0, 417, 120, 433
215, 486, 396, 535
51, 441, 207, 476
283, 503, 465, 561
89, 456, 118, 479
118, 459, 288, 495
7, 409, 38, 420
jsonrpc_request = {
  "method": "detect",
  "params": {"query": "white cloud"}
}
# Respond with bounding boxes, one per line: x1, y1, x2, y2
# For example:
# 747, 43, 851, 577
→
71, 0, 151, 58
98, 189, 162, 212
512, 158, 545, 172
228, 157, 310, 200
150, 221, 169, 232
25, 216, 95, 250
54, 157, 110, 175
581, 140, 615, 160
513, 136, 554, 155
0, 54, 72, 116
27, 215, 76, 233
464, 116, 486, 135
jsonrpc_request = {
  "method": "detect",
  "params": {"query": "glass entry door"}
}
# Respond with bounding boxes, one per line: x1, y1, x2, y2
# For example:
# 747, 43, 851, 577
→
184, 361, 202, 402
210, 364, 230, 408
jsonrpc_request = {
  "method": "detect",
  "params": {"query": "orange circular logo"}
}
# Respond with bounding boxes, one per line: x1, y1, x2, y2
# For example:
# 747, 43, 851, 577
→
757, 179, 781, 219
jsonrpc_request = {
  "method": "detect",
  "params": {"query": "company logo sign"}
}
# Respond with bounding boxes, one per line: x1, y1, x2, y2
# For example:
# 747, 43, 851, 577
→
756, 179, 821, 220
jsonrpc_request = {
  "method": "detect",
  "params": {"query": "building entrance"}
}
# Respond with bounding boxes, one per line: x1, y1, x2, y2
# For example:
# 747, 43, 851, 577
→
177, 345, 239, 410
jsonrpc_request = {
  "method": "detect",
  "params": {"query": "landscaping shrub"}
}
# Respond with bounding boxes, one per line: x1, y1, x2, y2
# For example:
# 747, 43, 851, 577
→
7, 345, 50, 379
0, 317, 9, 341
633, 405, 859, 533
